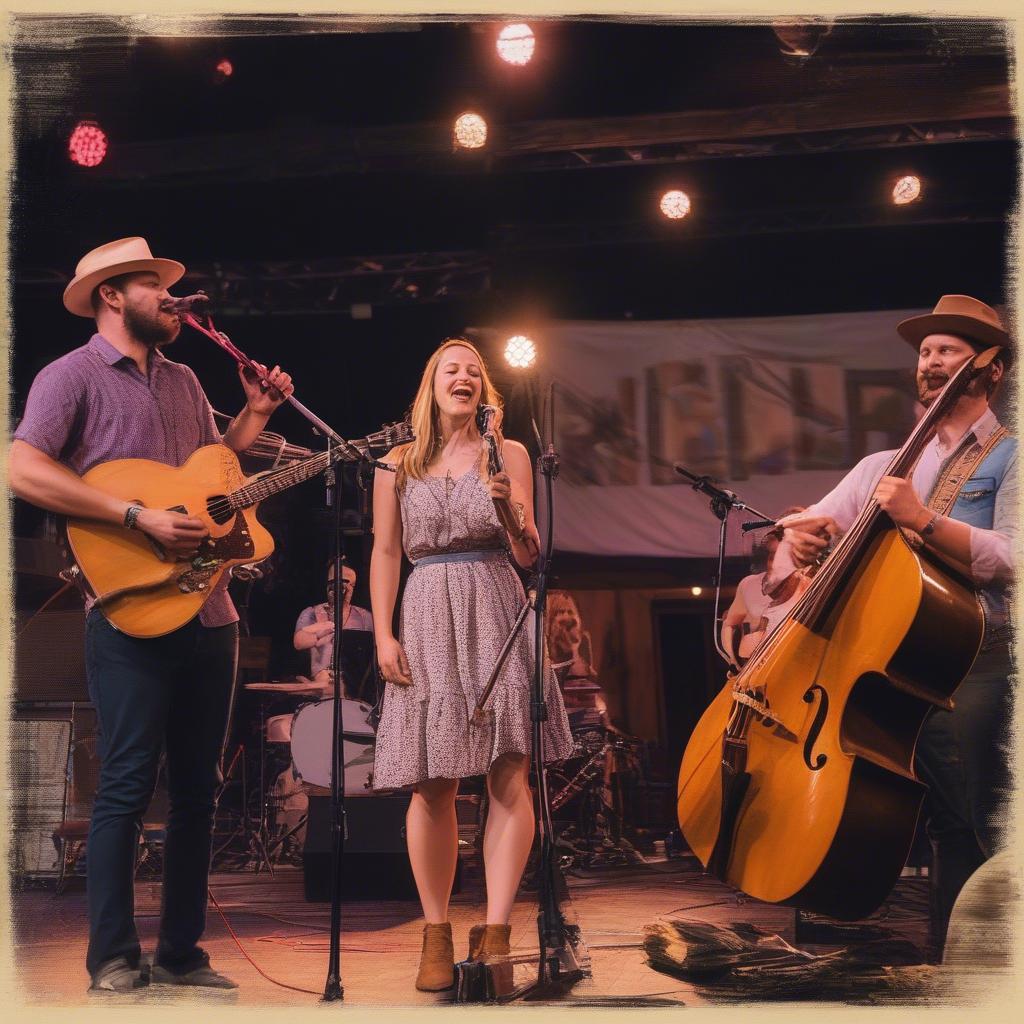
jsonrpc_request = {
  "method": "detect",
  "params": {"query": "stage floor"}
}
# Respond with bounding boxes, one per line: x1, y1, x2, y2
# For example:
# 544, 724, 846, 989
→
11, 855, 931, 1007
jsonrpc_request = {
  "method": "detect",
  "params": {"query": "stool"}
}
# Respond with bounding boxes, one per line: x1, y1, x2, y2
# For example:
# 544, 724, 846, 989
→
52, 819, 90, 895
51, 820, 168, 894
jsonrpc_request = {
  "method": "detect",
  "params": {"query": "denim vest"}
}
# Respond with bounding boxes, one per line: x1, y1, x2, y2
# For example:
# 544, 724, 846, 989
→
942, 434, 1016, 642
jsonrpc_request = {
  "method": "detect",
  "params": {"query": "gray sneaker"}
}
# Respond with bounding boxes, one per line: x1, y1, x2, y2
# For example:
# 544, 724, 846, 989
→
151, 962, 238, 989
89, 956, 148, 993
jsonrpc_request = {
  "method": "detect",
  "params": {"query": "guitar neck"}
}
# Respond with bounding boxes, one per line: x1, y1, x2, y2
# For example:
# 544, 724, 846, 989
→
225, 426, 408, 511
227, 448, 335, 511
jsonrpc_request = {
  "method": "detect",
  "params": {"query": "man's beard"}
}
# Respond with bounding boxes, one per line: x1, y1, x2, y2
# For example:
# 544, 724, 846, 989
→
917, 365, 988, 406
916, 374, 947, 406
124, 302, 180, 348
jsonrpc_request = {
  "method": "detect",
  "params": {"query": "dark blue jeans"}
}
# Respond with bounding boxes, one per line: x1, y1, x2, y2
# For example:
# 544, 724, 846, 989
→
914, 642, 1014, 957
84, 609, 237, 976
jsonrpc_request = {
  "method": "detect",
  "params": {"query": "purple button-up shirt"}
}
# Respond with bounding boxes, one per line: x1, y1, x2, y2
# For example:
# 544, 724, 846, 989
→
14, 333, 238, 627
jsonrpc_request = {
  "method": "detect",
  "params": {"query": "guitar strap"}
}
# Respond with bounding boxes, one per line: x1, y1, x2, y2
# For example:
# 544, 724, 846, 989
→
924, 425, 1010, 515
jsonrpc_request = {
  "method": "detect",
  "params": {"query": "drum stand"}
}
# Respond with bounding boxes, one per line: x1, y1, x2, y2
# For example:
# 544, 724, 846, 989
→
214, 703, 276, 873
250, 699, 278, 875
266, 811, 309, 862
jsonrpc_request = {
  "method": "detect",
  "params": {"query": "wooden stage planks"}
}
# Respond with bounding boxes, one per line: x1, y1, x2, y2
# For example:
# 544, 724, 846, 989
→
10, 856, 928, 1006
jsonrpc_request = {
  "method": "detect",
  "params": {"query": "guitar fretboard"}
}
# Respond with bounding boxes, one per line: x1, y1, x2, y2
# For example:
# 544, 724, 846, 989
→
227, 447, 338, 511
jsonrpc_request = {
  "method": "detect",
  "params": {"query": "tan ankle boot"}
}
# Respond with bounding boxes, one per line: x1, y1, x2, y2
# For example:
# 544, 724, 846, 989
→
477, 923, 512, 960
415, 922, 454, 991
467, 924, 487, 961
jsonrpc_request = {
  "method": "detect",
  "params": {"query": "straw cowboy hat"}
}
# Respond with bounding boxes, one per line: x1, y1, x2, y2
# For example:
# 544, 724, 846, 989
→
896, 294, 1011, 354
63, 236, 185, 317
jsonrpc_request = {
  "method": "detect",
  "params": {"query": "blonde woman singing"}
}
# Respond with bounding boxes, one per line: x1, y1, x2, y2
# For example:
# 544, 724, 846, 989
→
370, 338, 574, 991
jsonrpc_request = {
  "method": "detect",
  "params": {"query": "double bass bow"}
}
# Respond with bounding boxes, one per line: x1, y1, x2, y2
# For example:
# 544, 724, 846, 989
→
677, 347, 1000, 920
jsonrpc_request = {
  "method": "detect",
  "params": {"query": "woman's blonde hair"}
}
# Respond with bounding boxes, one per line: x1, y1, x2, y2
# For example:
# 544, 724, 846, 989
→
394, 337, 505, 490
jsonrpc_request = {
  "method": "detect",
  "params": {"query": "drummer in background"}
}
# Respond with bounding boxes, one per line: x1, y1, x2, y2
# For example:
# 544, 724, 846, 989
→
720, 507, 808, 669
293, 560, 373, 694
547, 590, 625, 737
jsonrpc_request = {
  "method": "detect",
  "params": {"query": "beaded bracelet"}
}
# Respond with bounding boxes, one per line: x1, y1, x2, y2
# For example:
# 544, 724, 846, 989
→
123, 504, 143, 530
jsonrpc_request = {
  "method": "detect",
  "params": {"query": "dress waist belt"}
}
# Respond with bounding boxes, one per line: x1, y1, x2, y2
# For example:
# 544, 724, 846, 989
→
411, 549, 507, 568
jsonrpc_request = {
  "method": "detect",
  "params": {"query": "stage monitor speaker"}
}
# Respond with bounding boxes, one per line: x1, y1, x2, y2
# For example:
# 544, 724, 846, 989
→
9, 718, 72, 877
302, 794, 461, 902
13, 703, 169, 824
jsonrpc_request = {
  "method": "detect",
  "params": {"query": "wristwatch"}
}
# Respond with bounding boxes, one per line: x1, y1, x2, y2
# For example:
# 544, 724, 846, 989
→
920, 513, 940, 537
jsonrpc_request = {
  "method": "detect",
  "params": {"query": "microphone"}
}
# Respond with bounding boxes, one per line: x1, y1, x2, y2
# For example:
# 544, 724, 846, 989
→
673, 462, 737, 501
477, 404, 498, 435
162, 292, 211, 316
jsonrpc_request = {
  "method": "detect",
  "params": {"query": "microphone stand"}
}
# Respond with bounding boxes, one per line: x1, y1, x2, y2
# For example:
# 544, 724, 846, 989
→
453, 384, 589, 1003
181, 310, 369, 1003
525, 383, 589, 998
323, 442, 347, 1002
672, 465, 775, 667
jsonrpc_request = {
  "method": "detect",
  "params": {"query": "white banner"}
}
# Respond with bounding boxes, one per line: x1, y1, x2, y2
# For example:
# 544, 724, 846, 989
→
479, 308, 936, 558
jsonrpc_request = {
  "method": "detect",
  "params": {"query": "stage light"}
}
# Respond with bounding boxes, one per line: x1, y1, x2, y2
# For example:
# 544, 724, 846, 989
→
215, 58, 234, 80
68, 120, 108, 168
454, 112, 488, 150
660, 190, 691, 220
496, 23, 535, 66
892, 174, 922, 205
691, 586, 703, 597
772, 19, 833, 58
504, 335, 536, 369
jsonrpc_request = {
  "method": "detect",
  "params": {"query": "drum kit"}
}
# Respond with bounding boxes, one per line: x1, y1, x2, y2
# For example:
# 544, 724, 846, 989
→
548, 698, 647, 870
215, 680, 380, 870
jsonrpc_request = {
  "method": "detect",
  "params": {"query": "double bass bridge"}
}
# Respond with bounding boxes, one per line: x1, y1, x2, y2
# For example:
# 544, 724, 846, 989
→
729, 688, 797, 743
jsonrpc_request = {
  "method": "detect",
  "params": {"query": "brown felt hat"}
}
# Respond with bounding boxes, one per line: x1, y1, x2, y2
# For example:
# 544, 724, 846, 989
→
896, 294, 1010, 353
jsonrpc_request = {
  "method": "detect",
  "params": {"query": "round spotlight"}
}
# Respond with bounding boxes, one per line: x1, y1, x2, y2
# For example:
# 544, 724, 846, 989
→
214, 58, 234, 80
453, 111, 488, 150
660, 189, 691, 220
892, 174, 922, 206
497, 23, 536, 66
504, 335, 537, 369
691, 586, 703, 597
68, 120, 108, 168
772, 19, 833, 58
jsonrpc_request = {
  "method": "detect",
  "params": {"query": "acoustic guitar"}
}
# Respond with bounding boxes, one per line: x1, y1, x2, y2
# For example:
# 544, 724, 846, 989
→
63, 423, 411, 638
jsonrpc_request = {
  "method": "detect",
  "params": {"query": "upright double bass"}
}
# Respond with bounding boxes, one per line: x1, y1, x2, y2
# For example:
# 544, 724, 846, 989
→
676, 348, 998, 920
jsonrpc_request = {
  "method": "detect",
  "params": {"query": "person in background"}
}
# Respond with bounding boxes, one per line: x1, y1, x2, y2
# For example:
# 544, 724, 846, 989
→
293, 560, 373, 694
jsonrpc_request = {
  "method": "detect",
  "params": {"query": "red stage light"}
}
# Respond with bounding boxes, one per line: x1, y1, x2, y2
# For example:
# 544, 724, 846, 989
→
68, 121, 108, 168
215, 58, 234, 79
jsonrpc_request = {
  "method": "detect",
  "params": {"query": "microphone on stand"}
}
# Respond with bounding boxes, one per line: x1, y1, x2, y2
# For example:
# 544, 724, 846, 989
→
162, 292, 212, 316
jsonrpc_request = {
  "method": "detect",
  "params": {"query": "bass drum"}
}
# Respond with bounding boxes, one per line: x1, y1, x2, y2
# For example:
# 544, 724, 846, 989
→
290, 698, 376, 794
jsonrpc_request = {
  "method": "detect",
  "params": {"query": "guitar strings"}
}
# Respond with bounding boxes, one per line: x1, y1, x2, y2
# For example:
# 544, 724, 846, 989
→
211, 425, 407, 514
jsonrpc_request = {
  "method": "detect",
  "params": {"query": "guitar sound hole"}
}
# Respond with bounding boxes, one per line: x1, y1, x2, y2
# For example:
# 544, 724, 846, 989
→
206, 494, 233, 525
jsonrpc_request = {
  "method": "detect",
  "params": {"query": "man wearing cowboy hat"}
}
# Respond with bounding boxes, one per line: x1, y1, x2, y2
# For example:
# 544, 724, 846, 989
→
768, 294, 1016, 962
9, 238, 295, 992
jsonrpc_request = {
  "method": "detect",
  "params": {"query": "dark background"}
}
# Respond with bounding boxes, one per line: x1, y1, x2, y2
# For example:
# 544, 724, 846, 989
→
9, 16, 1017, 693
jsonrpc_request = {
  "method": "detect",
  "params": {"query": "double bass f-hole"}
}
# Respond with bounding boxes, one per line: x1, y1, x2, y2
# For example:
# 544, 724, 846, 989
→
802, 683, 829, 771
